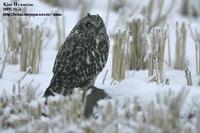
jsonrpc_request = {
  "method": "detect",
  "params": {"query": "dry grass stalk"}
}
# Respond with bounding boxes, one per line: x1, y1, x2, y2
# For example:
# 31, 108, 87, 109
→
195, 114, 200, 133
24, 80, 40, 102
112, 30, 129, 81
17, 67, 32, 91
102, 70, 108, 84
194, 34, 200, 76
0, 47, 9, 78
5, 16, 28, 64
185, 67, 192, 86
175, 23, 187, 70
153, 56, 161, 84
7, 17, 20, 64
20, 26, 43, 73
128, 19, 148, 70
189, 26, 200, 76
2, 18, 6, 53
55, 10, 65, 49
167, 29, 172, 67
148, 28, 167, 83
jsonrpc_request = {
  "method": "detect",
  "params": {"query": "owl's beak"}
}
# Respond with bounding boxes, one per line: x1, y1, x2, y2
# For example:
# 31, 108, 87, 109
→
98, 27, 106, 35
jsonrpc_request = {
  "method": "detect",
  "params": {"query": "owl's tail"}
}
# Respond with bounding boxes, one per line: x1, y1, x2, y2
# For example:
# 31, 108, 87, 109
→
44, 72, 74, 97
43, 74, 69, 97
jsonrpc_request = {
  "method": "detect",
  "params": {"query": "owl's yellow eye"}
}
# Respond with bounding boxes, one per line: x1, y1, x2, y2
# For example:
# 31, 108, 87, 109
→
99, 21, 103, 28
86, 22, 93, 29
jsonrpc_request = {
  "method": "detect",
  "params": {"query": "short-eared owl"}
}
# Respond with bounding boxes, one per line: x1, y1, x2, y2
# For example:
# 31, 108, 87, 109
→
44, 13, 109, 96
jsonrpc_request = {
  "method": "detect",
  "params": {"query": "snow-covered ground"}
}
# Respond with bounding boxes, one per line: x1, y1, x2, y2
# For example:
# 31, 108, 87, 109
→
0, 0, 200, 132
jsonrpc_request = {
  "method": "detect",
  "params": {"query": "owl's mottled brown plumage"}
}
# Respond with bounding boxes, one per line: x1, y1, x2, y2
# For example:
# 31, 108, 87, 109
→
44, 13, 109, 96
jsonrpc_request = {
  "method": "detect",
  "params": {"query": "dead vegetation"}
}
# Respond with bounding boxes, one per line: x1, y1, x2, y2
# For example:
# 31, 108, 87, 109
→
112, 20, 168, 84
6, 17, 27, 64
111, 16, 198, 86
174, 23, 187, 70
111, 0, 174, 83
189, 25, 200, 85
0, 47, 9, 78
112, 19, 148, 81
185, 67, 192, 86
0, 86, 199, 132
20, 26, 43, 74
128, 19, 148, 70
148, 28, 167, 83
0, 15, 45, 74
112, 30, 129, 81
189, 26, 200, 76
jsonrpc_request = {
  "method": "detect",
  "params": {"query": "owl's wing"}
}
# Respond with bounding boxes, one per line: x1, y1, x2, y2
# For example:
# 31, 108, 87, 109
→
53, 33, 96, 75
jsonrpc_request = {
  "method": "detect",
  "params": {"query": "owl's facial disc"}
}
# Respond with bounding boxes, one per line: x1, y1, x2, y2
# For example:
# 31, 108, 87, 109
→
86, 21, 97, 33
84, 14, 105, 35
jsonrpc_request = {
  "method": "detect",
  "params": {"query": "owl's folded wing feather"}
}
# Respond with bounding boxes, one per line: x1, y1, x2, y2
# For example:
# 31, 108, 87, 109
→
53, 33, 96, 75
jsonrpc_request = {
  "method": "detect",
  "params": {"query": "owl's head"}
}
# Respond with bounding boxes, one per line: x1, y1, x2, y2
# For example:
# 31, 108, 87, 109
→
76, 13, 107, 36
